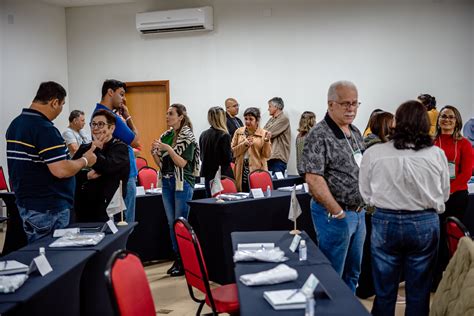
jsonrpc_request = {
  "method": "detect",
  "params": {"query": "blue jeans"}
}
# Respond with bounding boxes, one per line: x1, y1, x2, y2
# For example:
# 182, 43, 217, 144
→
371, 209, 439, 316
267, 159, 287, 174
124, 176, 136, 222
311, 200, 366, 292
18, 206, 70, 243
161, 176, 194, 252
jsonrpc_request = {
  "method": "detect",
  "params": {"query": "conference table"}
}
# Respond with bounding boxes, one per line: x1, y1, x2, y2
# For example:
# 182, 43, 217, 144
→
187, 189, 315, 285
0, 223, 136, 316
232, 231, 370, 316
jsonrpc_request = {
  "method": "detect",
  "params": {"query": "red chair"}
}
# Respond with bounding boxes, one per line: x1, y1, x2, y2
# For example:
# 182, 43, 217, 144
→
0, 166, 9, 191
209, 176, 238, 197
105, 250, 156, 316
135, 157, 148, 171
137, 167, 157, 190
248, 169, 273, 191
174, 218, 239, 315
446, 216, 471, 258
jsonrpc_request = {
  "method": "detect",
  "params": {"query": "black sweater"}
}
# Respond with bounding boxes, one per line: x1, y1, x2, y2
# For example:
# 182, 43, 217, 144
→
199, 127, 234, 181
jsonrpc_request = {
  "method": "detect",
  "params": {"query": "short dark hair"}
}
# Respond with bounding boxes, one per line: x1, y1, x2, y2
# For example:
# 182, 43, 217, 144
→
33, 81, 67, 104
68, 110, 84, 123
101, 79, 126, 98
391, 100, 433, 151
418, 94, 437, 111
369, 111, 394, 143
243, 107, 261, 121
92, 109, 116, 125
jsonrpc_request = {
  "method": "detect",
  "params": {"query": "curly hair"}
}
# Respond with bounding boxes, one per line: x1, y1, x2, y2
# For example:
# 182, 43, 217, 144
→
418, 93, 437, 111
391, 100, 433, 150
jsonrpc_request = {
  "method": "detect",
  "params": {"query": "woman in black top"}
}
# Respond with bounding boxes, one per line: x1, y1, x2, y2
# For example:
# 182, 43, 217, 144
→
74, 110, 130, 222
199, 106, 234, 197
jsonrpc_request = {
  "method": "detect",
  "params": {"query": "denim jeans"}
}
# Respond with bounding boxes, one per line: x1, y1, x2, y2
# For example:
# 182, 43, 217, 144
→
161, 176, 194, 252
371, 209, 439, 316
18, 206, 70, 243
267, 159, 287, 174
124, 176, 136, 223
311, 200, 366, 293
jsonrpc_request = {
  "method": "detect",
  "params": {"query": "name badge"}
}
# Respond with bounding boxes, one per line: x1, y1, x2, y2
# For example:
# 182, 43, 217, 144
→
448, 162, 456, 179
353, 150, 363, 168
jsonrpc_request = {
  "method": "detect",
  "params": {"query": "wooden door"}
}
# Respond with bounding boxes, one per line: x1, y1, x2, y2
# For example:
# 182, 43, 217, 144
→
125, 81, 169, 169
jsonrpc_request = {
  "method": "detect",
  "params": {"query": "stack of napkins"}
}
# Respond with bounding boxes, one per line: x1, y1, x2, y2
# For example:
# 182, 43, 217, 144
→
233, 247, 288, 262
217, 193, 249, 201
0, 274, 29, 293
263, 289, 306, 310
277, 184, 304, 191
240, 264, 298, 286
49, 232, 105, 247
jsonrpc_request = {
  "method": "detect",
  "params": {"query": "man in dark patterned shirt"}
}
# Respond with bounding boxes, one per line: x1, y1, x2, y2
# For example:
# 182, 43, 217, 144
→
300, 80, 366, 293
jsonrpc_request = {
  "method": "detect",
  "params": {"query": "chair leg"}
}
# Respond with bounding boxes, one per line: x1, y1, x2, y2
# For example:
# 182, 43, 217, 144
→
196, 301, 205, 316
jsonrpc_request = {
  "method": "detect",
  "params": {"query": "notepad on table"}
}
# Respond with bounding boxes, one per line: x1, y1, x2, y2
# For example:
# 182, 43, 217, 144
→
0, 260, 29, 276
263, 289, 306, 310
237, 243, 275, 251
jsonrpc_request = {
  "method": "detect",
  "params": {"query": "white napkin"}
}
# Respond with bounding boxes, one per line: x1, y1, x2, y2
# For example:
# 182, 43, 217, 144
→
240, 264, 298, 286
0, 274, 28, 293
233, 247, 288, 263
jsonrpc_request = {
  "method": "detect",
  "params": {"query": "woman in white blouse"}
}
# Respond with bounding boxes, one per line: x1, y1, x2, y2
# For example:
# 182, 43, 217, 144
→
359, 100, 449, 316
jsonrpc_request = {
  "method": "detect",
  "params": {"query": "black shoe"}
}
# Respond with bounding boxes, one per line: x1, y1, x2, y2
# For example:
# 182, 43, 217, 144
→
166, 260, 178, 275
170, 265, 184, 277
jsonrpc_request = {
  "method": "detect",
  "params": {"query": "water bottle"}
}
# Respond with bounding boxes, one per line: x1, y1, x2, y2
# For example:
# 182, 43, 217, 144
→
284, 169, 288, 178
39, 247, 45, 256
299, 240, 307, 261
266, 185, 272, 197
151, 182, 154, 190
304, 293, 315, 316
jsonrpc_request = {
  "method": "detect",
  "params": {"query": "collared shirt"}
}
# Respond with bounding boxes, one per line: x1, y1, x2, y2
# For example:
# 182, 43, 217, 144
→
93, 104, 137, 178
6, 108, 74, 212
62, 127, 90, 146
300, 112, 365, 206
264, 111, 291, 163
359, 141, 450, 213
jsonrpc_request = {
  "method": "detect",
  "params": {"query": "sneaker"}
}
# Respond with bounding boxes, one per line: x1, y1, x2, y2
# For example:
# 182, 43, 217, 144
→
396, 295, 406, 304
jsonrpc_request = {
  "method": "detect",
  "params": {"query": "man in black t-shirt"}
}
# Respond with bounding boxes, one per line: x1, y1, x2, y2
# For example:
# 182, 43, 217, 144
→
225, 97, 243, 139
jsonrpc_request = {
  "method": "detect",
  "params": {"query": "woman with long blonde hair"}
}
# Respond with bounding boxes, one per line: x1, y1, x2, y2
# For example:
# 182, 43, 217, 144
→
296, 111, 316, 175
199, 106, 234, 197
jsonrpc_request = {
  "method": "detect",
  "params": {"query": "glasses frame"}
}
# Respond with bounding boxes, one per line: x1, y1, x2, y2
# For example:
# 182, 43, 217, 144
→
439, 114, 456, 121
334, 101, 361, 110
90, 121, 112, 129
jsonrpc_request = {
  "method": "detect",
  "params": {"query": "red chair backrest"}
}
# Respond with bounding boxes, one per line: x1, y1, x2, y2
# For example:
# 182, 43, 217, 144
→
0, 167, 9, 191
136, 157, 148, 171
105, 250, 156, 316
174, 218, 211, 295
248, 169, 273, 191
210, 176, 238, 197
446, 217, 471, 257
137, 167, 157, 190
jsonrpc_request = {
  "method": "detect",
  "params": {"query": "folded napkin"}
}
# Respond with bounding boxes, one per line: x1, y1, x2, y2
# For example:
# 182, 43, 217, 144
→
233, 247, 288, 263
240, 264, 298, 286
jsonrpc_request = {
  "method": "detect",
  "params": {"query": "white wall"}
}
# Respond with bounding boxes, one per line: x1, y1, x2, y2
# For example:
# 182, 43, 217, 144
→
0, 0, 69, 173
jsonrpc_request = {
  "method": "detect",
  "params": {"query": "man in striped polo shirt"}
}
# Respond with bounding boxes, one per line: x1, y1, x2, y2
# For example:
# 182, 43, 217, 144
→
6, 81, 97, 243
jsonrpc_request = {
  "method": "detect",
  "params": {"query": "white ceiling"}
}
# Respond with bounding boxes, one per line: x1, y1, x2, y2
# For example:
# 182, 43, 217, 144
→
41, 0, 137, 8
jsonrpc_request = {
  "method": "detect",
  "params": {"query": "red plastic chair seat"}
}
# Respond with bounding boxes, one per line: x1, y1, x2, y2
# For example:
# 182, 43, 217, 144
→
446, 216, 471, 257
207, 283, 240, 314
248, 169, 273, 191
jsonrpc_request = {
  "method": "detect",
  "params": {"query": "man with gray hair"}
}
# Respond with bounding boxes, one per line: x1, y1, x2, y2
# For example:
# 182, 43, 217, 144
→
264, 97, 291, 174
62, 110, 91, 156
300, 81, 365, 293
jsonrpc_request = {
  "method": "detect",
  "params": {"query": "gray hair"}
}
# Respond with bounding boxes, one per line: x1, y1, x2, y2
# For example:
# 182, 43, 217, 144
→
268, 97, 284, 110
69, 110, 84, 122
327, 81, 357, 101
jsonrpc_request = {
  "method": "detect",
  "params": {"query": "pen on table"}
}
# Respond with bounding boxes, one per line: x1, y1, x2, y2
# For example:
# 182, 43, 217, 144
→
286, 289, 300, 300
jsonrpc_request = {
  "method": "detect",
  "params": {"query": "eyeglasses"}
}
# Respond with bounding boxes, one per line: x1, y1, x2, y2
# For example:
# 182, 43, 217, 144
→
440, 114, 456, 121
90, 121, 111, 129
334, 101, 361, 110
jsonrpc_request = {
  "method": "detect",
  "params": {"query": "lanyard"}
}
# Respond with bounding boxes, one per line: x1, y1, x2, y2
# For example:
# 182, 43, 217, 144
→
340, 127, 362, 154
438, 137, 457, 162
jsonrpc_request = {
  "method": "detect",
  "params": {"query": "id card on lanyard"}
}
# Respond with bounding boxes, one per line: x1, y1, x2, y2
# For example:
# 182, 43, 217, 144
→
341, 128, 363, 168
439, 137, 457, 179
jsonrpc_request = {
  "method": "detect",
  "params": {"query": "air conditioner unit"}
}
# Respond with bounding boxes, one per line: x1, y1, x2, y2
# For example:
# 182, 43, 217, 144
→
136, 6, 213, 34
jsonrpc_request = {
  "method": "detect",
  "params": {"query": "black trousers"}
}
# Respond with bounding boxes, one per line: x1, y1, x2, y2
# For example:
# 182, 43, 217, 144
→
432, 189, 469, 289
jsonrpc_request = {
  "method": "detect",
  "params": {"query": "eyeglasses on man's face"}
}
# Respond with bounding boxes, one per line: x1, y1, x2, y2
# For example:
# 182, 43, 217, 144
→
90, 121, 111, 129
440, 114, 456, 121
334, 101, 361, 110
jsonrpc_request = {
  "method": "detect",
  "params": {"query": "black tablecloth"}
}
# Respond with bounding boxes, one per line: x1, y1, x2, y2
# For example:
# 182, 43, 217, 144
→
187, 190, 315, 285
232, 231, 370, 316
17, 223, 136, 316
0, 250, 94, 316
272, 175, 304, 189
0, 192, 27, 255
465, 193, 474, 235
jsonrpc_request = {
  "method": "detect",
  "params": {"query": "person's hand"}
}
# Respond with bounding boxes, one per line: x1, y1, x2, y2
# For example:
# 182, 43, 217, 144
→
82, 145, 97, 167
264, 131, 272, 141
87, 170, 101, 180
246, 136, 254, 147
155, 140, 172, 153
120, 104, 131, 119
92, 132, 107, 149
151, 140, 161, 156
